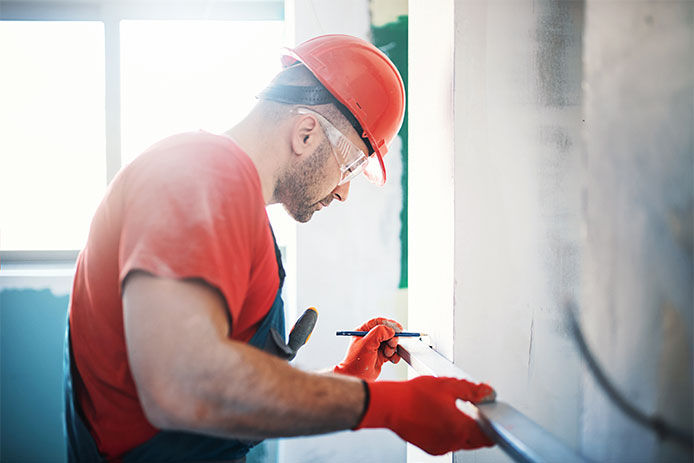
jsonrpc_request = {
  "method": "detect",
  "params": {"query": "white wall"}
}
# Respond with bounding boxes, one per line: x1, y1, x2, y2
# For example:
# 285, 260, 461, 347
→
409, 1, 692, 462
407, 3, 456, 460
280, 1, 408, 462
409, 1, 580, 461
408, 0, 456, 364
580, 2, 693, 461
451, 2, 584, 461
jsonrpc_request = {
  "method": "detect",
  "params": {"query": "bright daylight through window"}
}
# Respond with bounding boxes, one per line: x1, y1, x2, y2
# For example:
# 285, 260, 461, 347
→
120, 20, 284, 164
0, 21, 106, 251
1, 19, 288, 252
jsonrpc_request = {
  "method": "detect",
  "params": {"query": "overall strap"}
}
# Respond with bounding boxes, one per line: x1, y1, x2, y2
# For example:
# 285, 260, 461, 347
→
268, 223, 285, 289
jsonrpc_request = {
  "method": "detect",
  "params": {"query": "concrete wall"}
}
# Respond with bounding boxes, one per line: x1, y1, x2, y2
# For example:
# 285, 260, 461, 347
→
452, 2, 584, 461
580, 2, 693, 461
409, 1, 692, 462
410, 2, 584, 461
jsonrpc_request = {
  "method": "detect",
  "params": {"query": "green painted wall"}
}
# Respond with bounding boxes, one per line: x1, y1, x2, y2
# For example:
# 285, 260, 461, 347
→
372, 15, 408, 288
1, 289, 69, 462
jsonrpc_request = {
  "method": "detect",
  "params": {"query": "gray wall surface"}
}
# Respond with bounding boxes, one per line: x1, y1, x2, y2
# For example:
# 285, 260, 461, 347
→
580, 1, 693, 461
409, 1, 693, 462
452, 1, 585, 460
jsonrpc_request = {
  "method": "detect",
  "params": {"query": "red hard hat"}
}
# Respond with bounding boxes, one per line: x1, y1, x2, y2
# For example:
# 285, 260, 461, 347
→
281, 34, 406, 185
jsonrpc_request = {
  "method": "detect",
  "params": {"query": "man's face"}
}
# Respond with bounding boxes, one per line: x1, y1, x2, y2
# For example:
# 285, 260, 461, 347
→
274, 137, 339, 223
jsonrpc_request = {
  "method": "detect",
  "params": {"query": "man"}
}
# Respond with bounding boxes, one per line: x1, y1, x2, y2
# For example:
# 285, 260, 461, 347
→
64, 34, 495, 462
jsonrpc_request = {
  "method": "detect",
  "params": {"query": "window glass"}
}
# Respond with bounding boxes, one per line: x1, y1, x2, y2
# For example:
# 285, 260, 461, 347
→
120, 20, 285, 164
0, 21, 106, 251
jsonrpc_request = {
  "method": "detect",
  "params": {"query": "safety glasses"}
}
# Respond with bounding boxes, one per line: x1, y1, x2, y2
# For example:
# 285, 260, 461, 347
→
295, 107, 370, 186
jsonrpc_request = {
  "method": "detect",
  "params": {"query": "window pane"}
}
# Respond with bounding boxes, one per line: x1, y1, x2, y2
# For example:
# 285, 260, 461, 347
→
120, 20, 285, 164
0, 21, 106, 251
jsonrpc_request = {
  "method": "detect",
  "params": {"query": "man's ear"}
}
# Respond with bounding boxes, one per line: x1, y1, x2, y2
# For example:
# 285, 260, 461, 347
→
290, 114, 319, 157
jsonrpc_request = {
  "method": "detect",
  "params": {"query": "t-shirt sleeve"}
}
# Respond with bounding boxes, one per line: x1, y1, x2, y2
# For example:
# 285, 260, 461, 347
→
117, 138, 269, 326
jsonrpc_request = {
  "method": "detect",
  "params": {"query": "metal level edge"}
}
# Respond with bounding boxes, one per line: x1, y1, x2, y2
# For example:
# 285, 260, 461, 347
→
397, 337, 591, 463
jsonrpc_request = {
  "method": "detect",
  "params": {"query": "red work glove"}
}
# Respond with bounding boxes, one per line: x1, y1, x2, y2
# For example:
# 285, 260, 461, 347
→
356, 376, 496, 455
333, 317, 403, 381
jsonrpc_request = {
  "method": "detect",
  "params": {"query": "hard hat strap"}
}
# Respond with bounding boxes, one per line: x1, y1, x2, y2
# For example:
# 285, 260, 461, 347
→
257, 84, 374, 155
257, 84, 334, 106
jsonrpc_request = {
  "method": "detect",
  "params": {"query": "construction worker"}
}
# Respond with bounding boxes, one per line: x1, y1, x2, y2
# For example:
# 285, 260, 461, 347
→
64, 34, 496, 462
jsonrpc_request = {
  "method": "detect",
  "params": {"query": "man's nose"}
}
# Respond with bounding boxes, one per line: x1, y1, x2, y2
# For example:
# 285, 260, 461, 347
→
332, 181, 351, 202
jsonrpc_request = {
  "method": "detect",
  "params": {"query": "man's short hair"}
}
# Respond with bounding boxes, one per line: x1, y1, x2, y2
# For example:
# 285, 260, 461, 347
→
257, 64, 370, 150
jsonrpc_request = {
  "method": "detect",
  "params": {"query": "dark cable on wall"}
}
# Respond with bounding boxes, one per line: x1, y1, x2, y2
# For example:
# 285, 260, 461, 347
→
565, 301, 693, 449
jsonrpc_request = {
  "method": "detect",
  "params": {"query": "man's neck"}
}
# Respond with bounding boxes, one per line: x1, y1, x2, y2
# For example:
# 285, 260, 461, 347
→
225, 110, 285, 205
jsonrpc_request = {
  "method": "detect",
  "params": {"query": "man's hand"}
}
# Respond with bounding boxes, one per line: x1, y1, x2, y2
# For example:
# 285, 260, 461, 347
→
357, 376, 496, 455
333, 317, 403, 381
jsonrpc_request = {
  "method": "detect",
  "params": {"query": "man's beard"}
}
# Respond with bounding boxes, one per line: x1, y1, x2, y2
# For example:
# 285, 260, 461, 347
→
273, 140, 334, 223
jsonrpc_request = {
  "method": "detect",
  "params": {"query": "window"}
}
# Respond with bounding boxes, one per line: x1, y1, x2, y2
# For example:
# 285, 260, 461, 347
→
0, 8, 289, 254
0, 21, 106, 251
120, 20, 284, 164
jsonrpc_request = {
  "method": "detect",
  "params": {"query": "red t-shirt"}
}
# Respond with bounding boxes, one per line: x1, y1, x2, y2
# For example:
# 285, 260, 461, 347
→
68, 131, 279, 460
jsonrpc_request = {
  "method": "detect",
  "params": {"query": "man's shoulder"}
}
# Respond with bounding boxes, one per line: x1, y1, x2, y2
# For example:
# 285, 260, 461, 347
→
123, 131, 258, 191
140, 130, 248, 166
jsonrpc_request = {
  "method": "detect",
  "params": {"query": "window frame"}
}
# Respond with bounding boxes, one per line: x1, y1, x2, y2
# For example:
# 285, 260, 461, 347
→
0, 0, 284, 264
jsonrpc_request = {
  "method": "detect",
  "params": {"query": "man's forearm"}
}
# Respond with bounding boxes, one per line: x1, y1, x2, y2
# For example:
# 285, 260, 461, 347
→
139, 337, 366, 439
124, 273, 365, 440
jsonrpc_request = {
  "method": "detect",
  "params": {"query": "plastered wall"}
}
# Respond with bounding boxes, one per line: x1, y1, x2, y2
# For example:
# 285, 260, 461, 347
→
409, 1, 693, 462
580, 2, 693, 461
451, 2, 584, 460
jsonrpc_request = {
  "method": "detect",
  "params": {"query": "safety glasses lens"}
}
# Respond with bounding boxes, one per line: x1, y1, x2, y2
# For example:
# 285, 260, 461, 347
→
338, 153, 368, 185
363, 153, 385, 185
